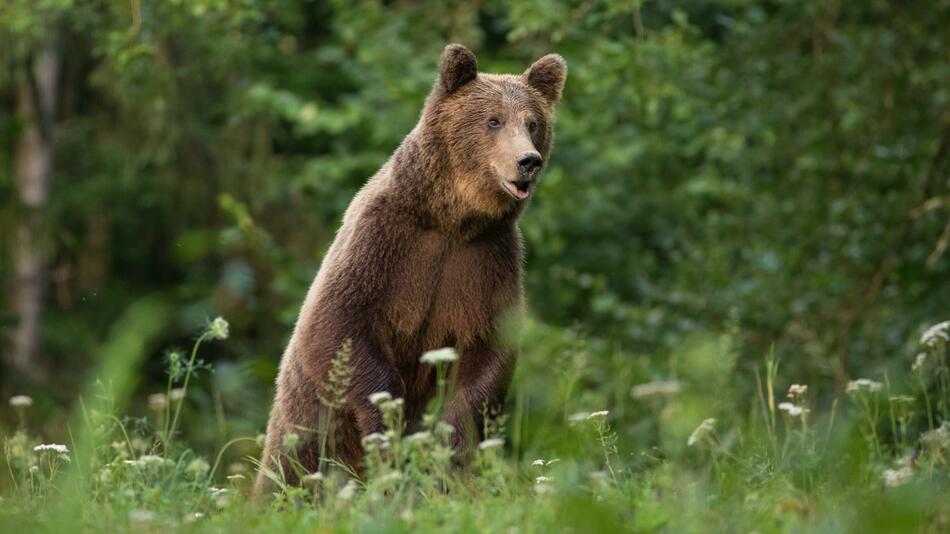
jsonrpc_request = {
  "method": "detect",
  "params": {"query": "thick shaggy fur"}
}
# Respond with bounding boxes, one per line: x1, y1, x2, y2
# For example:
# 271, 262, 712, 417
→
255, 44, 566, 494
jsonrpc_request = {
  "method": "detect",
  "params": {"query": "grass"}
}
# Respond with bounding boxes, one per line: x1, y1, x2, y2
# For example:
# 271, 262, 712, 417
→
2, 318, 949, 533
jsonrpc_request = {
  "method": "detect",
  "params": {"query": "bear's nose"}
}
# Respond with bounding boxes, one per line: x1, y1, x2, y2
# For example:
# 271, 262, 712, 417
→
517, 153, 543, 179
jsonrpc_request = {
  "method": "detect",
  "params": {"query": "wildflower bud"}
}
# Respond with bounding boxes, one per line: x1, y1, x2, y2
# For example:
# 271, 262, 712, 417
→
209, 317, 230, 340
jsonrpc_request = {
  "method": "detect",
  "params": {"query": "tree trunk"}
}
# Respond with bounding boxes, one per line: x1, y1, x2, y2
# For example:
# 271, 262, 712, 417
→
8, 47, 58, 378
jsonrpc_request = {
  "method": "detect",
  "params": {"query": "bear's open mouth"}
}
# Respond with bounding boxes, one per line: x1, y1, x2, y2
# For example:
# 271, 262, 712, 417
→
501, 179, 532, 200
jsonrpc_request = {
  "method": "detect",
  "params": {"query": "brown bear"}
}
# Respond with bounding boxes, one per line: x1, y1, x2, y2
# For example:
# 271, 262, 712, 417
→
255, 44, 566, 493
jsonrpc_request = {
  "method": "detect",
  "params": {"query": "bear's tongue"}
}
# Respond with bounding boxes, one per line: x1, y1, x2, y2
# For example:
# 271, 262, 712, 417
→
504, 180, 531, 200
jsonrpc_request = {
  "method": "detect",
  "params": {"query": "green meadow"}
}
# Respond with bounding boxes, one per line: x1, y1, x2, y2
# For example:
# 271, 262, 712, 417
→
3, 1, 950, 532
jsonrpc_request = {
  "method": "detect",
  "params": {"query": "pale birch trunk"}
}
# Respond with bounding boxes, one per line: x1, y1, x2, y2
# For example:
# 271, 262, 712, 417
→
8, 48, 58, 377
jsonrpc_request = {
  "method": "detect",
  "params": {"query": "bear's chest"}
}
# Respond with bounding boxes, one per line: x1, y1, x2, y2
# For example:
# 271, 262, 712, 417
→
384, 233, 507, 352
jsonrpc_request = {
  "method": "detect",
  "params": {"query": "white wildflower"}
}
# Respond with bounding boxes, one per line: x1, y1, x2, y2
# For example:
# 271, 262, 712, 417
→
368, 391, 392, 406
531, 459, 546, 467
687, 418, 717, 447
787, 384, 808, 397
170, 388, 186, 401
209, 317, 230, 340
147, 393, 167, 411
888, 395, 915, 405
33, 443, 69, 455
478, 438, 505, 450
846, 378, 883, 394
405, 431, 432, 444
228, 462, 248, 474
361, 432, 390, 447
187, 458, 210, 476
209, 487, 228, 497
777, 402, 807, 417
29, 465, 39, 474
420, 347, 459, 365
141, 454, 171, 466
920, 320, 950, 347
568, 412, 590, 424
631, 381, 681, 399
226, 474, 245, 481
337, 480, 359, 501
127, 454, 173, 469
9, 395, 33, 408
97, 467, 112, 483
921, 422, 950, 450
912, 352, 927, 372
535, 475, 554, 484
587, 410, 609, 420
881, 466, 913, 488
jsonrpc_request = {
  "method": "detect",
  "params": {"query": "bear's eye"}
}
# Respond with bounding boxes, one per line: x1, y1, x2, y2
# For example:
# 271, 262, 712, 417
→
527, 120, 539, 134
487, 117, 502, 129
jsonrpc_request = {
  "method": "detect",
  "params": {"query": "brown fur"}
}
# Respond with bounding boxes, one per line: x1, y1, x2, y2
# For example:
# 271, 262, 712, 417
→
255, 44, 566, 494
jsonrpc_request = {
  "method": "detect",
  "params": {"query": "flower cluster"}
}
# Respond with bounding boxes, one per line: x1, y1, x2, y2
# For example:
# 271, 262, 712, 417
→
208, 317, 230, 341
920, 320, 950, 347
846, 378, 883, 394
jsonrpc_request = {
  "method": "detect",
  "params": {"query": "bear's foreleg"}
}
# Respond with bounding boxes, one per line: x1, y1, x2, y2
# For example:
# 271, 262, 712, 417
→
444, 339, 515, 453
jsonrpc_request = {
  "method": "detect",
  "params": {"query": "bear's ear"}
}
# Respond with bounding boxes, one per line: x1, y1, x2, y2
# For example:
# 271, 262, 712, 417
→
439, 43, 478, 93
523, 54, 567, 105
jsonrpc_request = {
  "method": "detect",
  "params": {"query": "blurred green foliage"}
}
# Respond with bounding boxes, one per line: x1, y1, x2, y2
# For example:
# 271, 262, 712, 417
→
1, 0, 949, 476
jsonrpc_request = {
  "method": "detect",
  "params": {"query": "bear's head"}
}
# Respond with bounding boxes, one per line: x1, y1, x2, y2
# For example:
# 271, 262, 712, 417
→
421, 44, 566, 218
